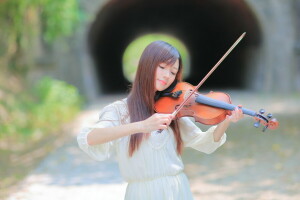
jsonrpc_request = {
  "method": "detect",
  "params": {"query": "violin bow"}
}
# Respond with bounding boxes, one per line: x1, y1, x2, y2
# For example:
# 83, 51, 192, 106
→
171, 32, 246, 118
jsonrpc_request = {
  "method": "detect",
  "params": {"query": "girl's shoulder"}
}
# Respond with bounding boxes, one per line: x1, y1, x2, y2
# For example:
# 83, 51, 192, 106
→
109, 98, 128, 112
100, 98, 129, 124
102, 98, 127, 109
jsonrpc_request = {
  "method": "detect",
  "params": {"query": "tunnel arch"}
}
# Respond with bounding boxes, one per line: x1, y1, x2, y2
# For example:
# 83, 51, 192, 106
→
88, 0, 261, 94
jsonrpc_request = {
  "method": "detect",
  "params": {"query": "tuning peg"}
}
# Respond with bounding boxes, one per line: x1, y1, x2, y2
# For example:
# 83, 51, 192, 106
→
259, 109, 265, 114
267, 113, 273, 119
254, 121, 260, 128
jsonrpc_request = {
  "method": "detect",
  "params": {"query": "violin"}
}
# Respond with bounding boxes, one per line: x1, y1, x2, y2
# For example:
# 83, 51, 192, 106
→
154, 32, 279, 132
154, 82, 279, 132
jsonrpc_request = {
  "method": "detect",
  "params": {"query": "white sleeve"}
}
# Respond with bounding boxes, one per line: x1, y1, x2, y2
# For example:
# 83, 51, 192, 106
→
179, 117, 226, 154
77, 103, 120, 161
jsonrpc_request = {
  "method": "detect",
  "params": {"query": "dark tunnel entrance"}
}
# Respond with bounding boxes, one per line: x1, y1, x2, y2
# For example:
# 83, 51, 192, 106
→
88, 0, 261, 94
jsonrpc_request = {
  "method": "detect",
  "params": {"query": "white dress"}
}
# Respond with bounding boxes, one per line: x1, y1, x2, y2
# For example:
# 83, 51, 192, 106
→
77, 99, 226, 200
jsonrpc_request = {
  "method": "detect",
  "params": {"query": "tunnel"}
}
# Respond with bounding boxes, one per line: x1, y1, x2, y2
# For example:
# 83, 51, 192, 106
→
88, 0, 261, 94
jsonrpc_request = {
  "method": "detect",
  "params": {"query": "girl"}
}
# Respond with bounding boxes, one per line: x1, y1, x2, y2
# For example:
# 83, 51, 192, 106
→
77, 41, 243, 199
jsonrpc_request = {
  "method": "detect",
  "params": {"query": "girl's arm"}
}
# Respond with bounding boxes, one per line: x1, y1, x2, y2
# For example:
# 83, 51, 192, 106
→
87, 122, 142, 145
87, 113, 173, 145
213, 106, 244, 142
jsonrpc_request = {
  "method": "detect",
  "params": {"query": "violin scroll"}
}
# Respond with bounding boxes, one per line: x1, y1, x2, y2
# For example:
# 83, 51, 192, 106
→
253, 108, 279, 132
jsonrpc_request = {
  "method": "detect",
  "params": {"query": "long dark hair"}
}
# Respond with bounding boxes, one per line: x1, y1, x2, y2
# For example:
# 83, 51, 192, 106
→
127, 41, 183, 156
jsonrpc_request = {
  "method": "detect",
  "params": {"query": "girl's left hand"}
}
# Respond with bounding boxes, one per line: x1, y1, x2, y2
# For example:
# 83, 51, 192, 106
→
226, 105, 244, 123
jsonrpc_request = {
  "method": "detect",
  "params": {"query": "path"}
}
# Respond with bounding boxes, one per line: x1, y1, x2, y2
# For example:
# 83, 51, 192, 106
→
7, 94, 127, 200
6, 92, 300, 200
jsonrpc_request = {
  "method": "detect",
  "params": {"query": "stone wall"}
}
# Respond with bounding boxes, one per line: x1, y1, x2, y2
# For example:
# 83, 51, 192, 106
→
33, 0, 300, 103
245, 0, 298, 93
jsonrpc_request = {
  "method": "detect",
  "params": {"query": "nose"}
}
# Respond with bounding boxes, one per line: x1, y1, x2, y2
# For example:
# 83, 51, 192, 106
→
162, 70, 171, 78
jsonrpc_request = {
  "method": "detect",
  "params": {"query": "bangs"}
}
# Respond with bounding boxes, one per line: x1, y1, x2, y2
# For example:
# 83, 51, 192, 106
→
156, 45, 180, 66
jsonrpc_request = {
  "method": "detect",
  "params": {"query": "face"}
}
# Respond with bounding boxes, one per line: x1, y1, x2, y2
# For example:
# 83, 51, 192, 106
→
155, 59, 179, 91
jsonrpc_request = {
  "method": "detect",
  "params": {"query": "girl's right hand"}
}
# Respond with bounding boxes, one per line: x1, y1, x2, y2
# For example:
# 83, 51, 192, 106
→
140, 113, 173, 133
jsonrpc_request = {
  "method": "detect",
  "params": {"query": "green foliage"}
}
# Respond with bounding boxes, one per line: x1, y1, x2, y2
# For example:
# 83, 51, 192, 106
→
0, 0, 83, 140
0, 77, 83, 140
0, 0, 81, 43
0, 0, 82, 74
40, 0, 83, 42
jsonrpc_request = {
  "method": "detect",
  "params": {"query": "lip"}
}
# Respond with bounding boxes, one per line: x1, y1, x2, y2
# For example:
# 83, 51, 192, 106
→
158, 79, 167, 85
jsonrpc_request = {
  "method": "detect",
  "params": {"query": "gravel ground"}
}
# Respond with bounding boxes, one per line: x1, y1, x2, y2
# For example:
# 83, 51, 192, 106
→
6, 92, 300, 200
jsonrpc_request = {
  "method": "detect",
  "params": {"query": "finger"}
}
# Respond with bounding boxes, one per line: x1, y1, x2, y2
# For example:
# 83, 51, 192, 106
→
171, 113, 176, 120
231, 110, 237, 118
160, 115, 172, 121
162, 118, 172, 125
230, 111, 238, 122
237, 108, 244, 117
159, 113, 172, 117
159, 124, 168, 130
232, 110, 239, 118
157, 114, 171, 120
239, 112, 244, 119
226, 114, 231, 120
237, 105, 243, 114
234, 107, 242, 115
232, 109, 243, 121
239, 109, 244, 117
159, 120, 168, 126
162, 114, 173, 120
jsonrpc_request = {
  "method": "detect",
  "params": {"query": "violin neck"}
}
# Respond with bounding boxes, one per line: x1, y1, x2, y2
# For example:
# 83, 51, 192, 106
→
195, 94, 257, 117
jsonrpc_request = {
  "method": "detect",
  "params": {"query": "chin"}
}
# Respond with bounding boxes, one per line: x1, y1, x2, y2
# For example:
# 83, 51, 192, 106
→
155, 86, 164, 91
155, 82, 170, 91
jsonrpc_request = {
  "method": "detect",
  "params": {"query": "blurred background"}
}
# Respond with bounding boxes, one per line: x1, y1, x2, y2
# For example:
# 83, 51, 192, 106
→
1, 0, 300, 199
